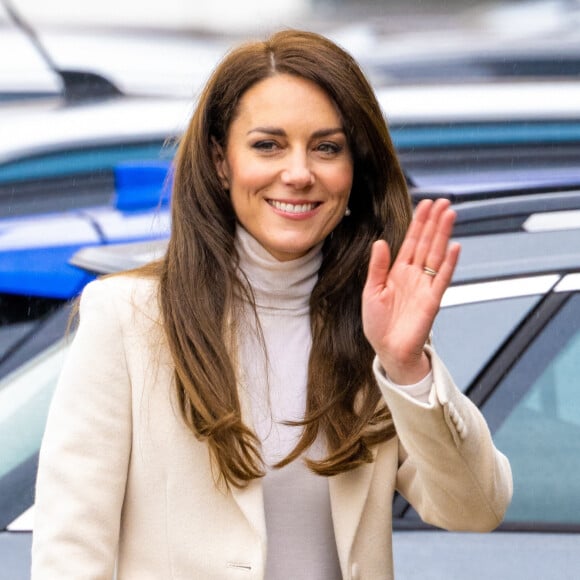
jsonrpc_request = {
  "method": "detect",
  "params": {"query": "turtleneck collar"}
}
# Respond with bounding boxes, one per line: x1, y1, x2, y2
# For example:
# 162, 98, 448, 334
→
235, 225, 323, 312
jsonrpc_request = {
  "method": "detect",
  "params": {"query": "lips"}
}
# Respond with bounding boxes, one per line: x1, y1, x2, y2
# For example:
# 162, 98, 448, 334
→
267, 200, 320, 214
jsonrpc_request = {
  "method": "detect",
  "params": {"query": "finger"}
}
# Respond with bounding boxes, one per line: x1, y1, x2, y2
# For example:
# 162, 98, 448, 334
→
432, 242, 461, 297
364, 240, 391, 295
413, 198, 451, 268
424, 207, 457, 271
396, 199, 433, 265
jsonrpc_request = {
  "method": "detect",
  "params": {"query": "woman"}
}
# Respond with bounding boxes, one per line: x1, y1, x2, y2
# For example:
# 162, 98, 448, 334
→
32, 30, 512, 579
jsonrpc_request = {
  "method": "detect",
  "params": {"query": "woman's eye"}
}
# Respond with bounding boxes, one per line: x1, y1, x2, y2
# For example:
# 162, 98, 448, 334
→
252, 140, 279, 152
316, 142, 342, 155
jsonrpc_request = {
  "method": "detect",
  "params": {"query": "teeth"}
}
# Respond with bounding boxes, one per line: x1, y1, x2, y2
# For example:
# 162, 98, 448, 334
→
269, 200, 317, 214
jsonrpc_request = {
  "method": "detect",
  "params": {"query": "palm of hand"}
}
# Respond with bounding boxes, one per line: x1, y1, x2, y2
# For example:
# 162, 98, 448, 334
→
362, 199, 460, 384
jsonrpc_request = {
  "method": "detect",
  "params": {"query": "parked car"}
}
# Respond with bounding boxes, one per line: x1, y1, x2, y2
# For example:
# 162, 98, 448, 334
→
2, 187, 580, 579
392, 191, 580, 579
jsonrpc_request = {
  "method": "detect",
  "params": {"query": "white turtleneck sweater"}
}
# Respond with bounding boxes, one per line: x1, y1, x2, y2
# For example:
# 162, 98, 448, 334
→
234, 227, 432, 579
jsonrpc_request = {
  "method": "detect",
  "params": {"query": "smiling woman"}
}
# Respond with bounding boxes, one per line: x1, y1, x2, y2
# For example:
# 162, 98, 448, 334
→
31, 29, 512, 580
213, 74, 353, 262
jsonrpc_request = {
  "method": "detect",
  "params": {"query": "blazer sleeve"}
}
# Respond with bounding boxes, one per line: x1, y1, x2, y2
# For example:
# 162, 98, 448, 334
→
31, 279, 133, 580
374, 345, 513, 532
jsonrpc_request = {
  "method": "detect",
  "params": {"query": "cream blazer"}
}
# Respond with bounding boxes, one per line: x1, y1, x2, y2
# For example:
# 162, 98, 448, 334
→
32, 276, 512, 580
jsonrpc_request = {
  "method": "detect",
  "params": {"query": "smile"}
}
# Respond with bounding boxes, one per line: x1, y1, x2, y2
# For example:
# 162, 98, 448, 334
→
268, 200, 319, 214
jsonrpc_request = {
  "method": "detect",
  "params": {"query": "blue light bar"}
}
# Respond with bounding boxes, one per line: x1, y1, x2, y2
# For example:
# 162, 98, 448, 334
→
113, 161, 173, 211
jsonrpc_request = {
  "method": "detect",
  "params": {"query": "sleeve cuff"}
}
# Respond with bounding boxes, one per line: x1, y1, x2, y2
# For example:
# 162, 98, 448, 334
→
373, 357, 434, 405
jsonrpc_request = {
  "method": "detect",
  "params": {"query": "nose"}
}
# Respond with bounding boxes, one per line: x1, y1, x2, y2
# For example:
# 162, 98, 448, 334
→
281, 152, 315, 189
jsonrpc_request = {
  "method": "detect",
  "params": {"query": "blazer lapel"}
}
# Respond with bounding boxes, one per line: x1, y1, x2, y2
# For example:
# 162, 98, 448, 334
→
328, 446, 378, 571
230, 368, 268, 544
230, 478, 267, 542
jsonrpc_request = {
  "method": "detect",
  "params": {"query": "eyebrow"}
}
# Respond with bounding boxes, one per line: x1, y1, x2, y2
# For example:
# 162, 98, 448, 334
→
247, 127, 345, 138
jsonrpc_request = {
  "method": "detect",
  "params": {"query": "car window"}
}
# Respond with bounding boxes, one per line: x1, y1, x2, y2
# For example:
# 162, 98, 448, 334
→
482, 292, 580, 526
0, 302, 71, 528
0, 141, 175, 218
432, 295, 542, 391
0, 340, 67, 482
0, 142, 172, 185
397, 140, 580, 190
0, 337, 69, 530
0, 295, 64, 362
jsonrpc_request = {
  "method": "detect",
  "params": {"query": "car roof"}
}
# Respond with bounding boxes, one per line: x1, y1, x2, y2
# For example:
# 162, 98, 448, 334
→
435, 189, 580, 233
376, 81, 580, 124
454, 227, 580, 283
0, 97, 191, 164
0, 27, 60, 99
5, 77, 580, 150
449, 190, 580, 283
38, 29, 233, 98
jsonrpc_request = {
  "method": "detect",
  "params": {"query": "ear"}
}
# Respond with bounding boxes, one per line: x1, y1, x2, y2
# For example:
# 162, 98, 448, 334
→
211, 137, 230, 189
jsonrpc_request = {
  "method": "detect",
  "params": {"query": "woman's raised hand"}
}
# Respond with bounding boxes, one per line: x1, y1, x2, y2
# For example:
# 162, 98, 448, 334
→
362, 199, 461, 385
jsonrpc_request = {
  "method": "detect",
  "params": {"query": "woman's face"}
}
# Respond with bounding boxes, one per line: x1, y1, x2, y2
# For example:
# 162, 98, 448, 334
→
215, 73, 354, 262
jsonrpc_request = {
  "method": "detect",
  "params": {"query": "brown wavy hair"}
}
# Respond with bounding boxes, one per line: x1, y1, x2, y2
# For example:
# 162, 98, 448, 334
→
154, 29, 412, 488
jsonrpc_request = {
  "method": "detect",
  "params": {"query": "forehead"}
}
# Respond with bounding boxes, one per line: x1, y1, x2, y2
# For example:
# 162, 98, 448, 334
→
231, 73, 343, 129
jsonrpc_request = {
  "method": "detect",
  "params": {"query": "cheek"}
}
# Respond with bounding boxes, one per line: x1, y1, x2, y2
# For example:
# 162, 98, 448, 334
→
327, 165, 354, 199
227, 156, 276, 193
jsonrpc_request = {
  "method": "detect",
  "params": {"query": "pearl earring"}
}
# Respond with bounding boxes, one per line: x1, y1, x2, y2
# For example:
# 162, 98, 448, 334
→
345, 207, 351, 217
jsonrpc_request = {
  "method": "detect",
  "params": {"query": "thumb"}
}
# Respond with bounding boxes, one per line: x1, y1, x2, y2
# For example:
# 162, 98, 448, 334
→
364, 240, 391, 295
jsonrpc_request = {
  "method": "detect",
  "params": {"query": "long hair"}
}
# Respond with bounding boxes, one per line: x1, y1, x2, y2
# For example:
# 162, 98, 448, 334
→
156, 29, 412, 488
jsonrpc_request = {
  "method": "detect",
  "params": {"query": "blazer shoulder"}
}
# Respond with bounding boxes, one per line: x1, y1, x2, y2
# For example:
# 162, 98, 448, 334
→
83, 273, 157, 302
80, 274, 160, 324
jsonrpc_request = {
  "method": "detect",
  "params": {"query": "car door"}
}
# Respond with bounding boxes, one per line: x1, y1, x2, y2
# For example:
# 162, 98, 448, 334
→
393, 275, 580, 579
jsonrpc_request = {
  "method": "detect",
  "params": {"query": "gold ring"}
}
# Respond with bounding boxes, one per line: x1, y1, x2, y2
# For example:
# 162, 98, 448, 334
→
423, 266, 438, 277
